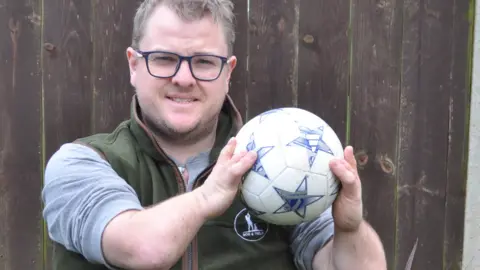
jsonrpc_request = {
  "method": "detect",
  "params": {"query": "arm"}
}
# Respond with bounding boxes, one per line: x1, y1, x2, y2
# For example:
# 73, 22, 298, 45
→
43, 143, 207, 269
103, 138, 256, 269
313, 220, 386, 270
290, 207, 334, 270
312, 146, 387, 270
42, 138, 255, 270
102, 187, 208, 269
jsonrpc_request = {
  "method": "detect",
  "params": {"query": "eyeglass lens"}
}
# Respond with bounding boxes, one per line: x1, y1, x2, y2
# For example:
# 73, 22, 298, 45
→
146, 52, 224, 80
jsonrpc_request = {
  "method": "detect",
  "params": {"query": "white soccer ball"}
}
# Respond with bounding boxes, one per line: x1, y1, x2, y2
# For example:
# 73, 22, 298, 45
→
234, 107, 344, 225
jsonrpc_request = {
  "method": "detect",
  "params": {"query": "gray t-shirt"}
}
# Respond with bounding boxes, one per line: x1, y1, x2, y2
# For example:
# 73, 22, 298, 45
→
42, 143, 334, 270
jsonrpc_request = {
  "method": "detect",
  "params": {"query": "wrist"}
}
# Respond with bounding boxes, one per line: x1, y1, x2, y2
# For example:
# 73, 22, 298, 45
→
192, 187, 212, 220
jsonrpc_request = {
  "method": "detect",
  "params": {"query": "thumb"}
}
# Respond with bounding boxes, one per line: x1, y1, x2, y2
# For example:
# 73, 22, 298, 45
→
330, 159, 361, 201
344, 146, 357, 168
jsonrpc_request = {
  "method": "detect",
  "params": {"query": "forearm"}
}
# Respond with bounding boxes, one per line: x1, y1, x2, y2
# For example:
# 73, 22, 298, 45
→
103, 189, 208, 270
313, 220, 386, 270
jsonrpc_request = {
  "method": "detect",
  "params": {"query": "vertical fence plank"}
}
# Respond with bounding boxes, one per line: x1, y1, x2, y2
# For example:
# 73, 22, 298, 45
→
443, 0, 473, 268
91, 0, 140, 133
229, 0, 248, 119
246, 0, 299, 118
397, 0, 455, 268
297, 0, 350, 143
0, 0, 43, 269
348, 0, 403, 268
42, 0, 93, 267
43, 0, 93, 154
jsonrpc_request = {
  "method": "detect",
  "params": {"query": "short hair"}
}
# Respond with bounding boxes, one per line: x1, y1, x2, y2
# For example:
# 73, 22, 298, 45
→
132, 0, 236, 54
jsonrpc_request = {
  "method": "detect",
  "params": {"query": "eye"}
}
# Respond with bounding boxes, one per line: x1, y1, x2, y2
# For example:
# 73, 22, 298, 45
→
194, 57, 216, 65
152, 55, 175, 62
149, 53, 178, 64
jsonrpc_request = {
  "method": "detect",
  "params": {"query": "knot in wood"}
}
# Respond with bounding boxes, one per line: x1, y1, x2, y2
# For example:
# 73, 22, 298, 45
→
378, 155, 395, 175
355, 150, 369, 168
303, 34, 315, 44
44, 43, 56, 52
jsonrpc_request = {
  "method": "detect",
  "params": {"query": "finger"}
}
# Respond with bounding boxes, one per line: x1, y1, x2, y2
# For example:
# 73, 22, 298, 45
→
230, 151, 257, 176
330, 159, 361, 200
344, 146, 357, 169
217, 137, 236, 163
230, 150, 248, 164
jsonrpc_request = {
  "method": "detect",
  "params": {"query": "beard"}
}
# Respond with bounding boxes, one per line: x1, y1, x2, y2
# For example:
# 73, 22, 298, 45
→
143, 112, 218, 146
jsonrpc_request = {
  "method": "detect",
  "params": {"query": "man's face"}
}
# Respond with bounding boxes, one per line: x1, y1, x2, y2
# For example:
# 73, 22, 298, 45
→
127, 5, 236, 142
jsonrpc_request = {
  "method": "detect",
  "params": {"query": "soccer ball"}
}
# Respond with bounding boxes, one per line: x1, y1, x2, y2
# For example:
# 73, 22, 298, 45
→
234, 108, 344, 225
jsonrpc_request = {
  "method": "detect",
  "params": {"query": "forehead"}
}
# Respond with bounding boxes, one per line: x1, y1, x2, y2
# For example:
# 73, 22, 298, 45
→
141, 5, 228, 55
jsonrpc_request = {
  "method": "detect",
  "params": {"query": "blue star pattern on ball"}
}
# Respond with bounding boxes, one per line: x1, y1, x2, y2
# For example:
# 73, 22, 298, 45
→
246, 133, 274, 180
273, 176, 323, 218
287, 125, 334, 167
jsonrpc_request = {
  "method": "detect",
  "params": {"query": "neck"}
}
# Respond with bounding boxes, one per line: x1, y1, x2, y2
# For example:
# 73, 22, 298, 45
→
154, 127, 217, 165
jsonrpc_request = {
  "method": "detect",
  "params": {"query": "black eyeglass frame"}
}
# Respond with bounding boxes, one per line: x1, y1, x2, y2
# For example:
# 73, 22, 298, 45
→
134, 49, 230, 82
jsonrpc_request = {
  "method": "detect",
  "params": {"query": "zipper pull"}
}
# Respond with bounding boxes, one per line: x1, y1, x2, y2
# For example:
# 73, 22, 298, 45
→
178, 166, 189, 185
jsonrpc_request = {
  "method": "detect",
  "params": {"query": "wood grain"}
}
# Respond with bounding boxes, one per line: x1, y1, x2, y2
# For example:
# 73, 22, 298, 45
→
0, 0, 43, 269
443, 0, 472, 268
246, 0, 299, 119
297, 0, 350, 143
397, 0, 456, 268
348, 0, 403, 268
91, 0, 140, 133
229, 0, 249, 120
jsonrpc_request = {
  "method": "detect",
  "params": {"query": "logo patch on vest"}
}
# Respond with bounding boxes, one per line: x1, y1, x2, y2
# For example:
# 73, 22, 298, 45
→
234, 208, 269, 242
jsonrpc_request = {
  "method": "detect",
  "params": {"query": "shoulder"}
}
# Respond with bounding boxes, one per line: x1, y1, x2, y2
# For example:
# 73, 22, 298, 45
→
44, 143, 117, 186
46, 142, 108, 169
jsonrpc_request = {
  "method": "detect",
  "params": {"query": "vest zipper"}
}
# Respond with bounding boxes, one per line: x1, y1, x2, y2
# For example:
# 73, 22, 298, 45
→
186, 183, 194, 270
147, 138, 189, 270
137, 113, 219, 270
159, 159, 213, 270
187, 165, 214, 270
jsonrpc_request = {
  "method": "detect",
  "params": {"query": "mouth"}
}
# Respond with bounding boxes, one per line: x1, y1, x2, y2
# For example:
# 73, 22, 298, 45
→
166, 97, 198, 104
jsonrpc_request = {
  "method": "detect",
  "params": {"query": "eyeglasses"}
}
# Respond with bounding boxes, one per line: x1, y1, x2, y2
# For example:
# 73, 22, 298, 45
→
135, 50, 229, 81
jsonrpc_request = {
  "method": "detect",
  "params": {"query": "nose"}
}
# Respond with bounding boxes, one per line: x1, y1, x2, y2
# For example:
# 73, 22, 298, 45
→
171, 60, 196, 87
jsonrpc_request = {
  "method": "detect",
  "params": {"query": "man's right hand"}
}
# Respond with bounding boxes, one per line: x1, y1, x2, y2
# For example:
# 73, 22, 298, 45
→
195, 137, 257, 219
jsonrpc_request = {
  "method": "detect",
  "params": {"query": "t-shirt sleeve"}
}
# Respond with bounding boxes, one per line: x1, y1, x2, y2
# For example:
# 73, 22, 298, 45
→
42, 143, 144, 266
289, 206, 335, 270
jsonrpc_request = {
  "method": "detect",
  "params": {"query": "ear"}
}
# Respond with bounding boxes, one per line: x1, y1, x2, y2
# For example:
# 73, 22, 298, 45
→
225, 55, 237, 93
126, 47, 139, 87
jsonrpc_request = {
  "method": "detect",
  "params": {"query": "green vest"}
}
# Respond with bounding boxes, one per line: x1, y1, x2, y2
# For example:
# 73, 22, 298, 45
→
52, 95, 297, 270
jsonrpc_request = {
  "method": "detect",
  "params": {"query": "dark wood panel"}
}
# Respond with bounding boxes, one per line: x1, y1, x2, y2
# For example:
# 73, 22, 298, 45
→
297, 0, 350, 144
229, 0, 248, 120
246, 0, 299, 119
348, 0, 403, 268
91, 0, 140, 133
443, 0, 472, 268
42, 0, 93, 267
43, 0, 93, 156
397, 0, 455, 268
0, 0, 43, 269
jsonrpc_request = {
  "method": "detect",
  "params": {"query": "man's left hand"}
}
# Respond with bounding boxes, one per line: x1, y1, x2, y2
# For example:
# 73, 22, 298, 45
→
329, 146, 364, 232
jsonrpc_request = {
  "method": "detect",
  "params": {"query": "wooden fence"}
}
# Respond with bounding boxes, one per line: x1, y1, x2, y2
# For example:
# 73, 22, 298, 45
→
0, 0, 474, 269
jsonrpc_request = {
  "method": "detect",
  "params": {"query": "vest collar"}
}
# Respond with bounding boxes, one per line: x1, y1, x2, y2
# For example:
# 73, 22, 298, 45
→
129, 94, 243, 163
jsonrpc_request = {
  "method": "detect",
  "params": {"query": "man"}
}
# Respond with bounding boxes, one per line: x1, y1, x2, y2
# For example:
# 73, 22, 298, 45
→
42, 0, 387, 269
